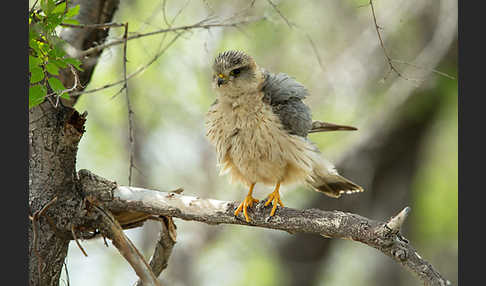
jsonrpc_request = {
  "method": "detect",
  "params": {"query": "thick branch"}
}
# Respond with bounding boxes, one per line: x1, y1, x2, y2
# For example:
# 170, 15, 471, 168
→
94, 205, 161, 286
78, 170, 450, 286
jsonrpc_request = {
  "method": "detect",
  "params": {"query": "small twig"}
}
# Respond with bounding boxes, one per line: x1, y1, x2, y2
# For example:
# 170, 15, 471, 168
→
70, 32, 182, 97
60, 22, 125, 29
71, 225, 88, 257
264, 0, 326, 76
38, 196, 58, 217
367, 0, 423, 84
68, 16, 265, 97
29, 0, 39, 16
172, 0, 192, 27
121, 22, 135, 187
369, 0, 403, 78
47, 65, 82, 107
390, 59, 456, 80
76, 17, 266, 59
266, 0, 294, 28
305, 33, 325, 73
162, 0, 171, 28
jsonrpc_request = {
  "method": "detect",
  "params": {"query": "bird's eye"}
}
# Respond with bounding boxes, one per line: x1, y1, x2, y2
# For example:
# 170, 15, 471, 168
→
230, 68, 241, 76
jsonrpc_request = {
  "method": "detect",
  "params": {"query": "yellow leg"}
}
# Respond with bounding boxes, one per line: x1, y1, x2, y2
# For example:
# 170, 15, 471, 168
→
234, 183, 259, 222
264, 182, 284, 217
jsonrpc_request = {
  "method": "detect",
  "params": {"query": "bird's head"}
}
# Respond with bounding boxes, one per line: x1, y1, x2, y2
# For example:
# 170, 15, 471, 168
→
212, 50, 264, 97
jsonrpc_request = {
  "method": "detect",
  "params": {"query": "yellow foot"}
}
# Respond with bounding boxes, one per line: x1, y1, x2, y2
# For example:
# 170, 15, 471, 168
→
234, 183, 258, 222
234, 195, 259, 222
264, 183, 284, 217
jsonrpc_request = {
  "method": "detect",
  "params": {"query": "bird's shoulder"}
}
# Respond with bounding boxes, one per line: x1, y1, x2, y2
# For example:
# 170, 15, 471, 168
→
260, 70, 312, 137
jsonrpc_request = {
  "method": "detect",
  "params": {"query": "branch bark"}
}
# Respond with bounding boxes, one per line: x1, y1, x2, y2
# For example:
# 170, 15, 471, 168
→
78, 170, 451, 286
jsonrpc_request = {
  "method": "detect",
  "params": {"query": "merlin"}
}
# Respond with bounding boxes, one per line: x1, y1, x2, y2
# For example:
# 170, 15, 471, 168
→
205, 50, 363, 222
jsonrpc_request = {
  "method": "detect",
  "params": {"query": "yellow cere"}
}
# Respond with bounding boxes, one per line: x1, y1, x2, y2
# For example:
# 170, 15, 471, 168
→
218, 74, 225, 79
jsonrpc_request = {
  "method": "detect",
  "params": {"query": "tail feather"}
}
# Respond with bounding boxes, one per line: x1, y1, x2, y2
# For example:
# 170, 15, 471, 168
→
308, 174, 364, 198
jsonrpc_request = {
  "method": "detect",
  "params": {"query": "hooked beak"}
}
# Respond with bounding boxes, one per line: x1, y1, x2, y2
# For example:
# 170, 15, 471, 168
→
217, 74, 226, 87
217, 77, 225, 87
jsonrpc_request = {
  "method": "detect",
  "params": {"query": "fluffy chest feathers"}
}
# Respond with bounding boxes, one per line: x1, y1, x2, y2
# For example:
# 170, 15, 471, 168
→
205, 92, 314, 186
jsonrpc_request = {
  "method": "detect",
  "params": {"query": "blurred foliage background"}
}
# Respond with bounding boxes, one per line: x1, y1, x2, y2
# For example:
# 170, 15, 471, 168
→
33, 0, 458, 285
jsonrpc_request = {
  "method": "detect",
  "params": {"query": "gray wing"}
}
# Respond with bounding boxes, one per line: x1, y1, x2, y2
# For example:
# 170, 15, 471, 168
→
261, 71, 312, 137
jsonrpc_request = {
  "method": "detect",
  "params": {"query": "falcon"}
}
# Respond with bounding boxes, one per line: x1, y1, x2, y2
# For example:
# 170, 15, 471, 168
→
205, 50, 363, 222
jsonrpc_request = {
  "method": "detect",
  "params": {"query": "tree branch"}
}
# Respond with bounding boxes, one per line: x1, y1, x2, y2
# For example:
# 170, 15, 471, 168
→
135, 217, 177, 286
75, 16, 266, 59
78, 169, 451, 286
94, 205, 161, 286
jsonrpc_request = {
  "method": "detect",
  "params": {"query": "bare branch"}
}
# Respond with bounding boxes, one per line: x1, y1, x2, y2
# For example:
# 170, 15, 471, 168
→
75, 16, 266, 59
390, 59, 456, 80
135, 216, 177, 286
266, 0, 294, 28
68, 16, 265, 97
109, 187, 449, 286
60, 22, 125, 29
71, 33, 182, 97
119, 22, 136, 187
304, 33, 325, 73
368, 0, 410, 81
365, 0, 454, 82
94, 205, 161, 286
76, 168, 450, 286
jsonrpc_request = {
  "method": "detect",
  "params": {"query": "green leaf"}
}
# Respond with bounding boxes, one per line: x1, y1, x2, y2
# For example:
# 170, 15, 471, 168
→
51, 2, 66, 15
30, 66, 45, 83
65, 5, 80, 19
45, 62, 60, 75
48, 77, 65, 92
62, 18, 80, 25
49, 45, 66, 59
64, 57, 83, 71
29, 37, 41, 56
45, 14, 64, 32
29, 55, 42, 70
29, 85, 47, 108
40, 0, 56, 14
52, 59, 68, 69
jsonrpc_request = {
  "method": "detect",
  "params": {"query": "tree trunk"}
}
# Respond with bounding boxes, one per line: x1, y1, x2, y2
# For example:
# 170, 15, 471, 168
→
28, 1, 120, 285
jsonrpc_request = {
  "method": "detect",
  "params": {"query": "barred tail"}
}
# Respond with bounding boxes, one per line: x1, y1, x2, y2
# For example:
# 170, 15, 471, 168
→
307, 173, 364, 198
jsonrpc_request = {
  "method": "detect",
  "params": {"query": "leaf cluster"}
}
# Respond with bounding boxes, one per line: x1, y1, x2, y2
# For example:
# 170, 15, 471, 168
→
29, 0, 83, 108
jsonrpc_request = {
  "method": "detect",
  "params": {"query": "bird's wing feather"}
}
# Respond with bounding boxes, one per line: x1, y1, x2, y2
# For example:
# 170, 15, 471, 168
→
261, 71, 312, 137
